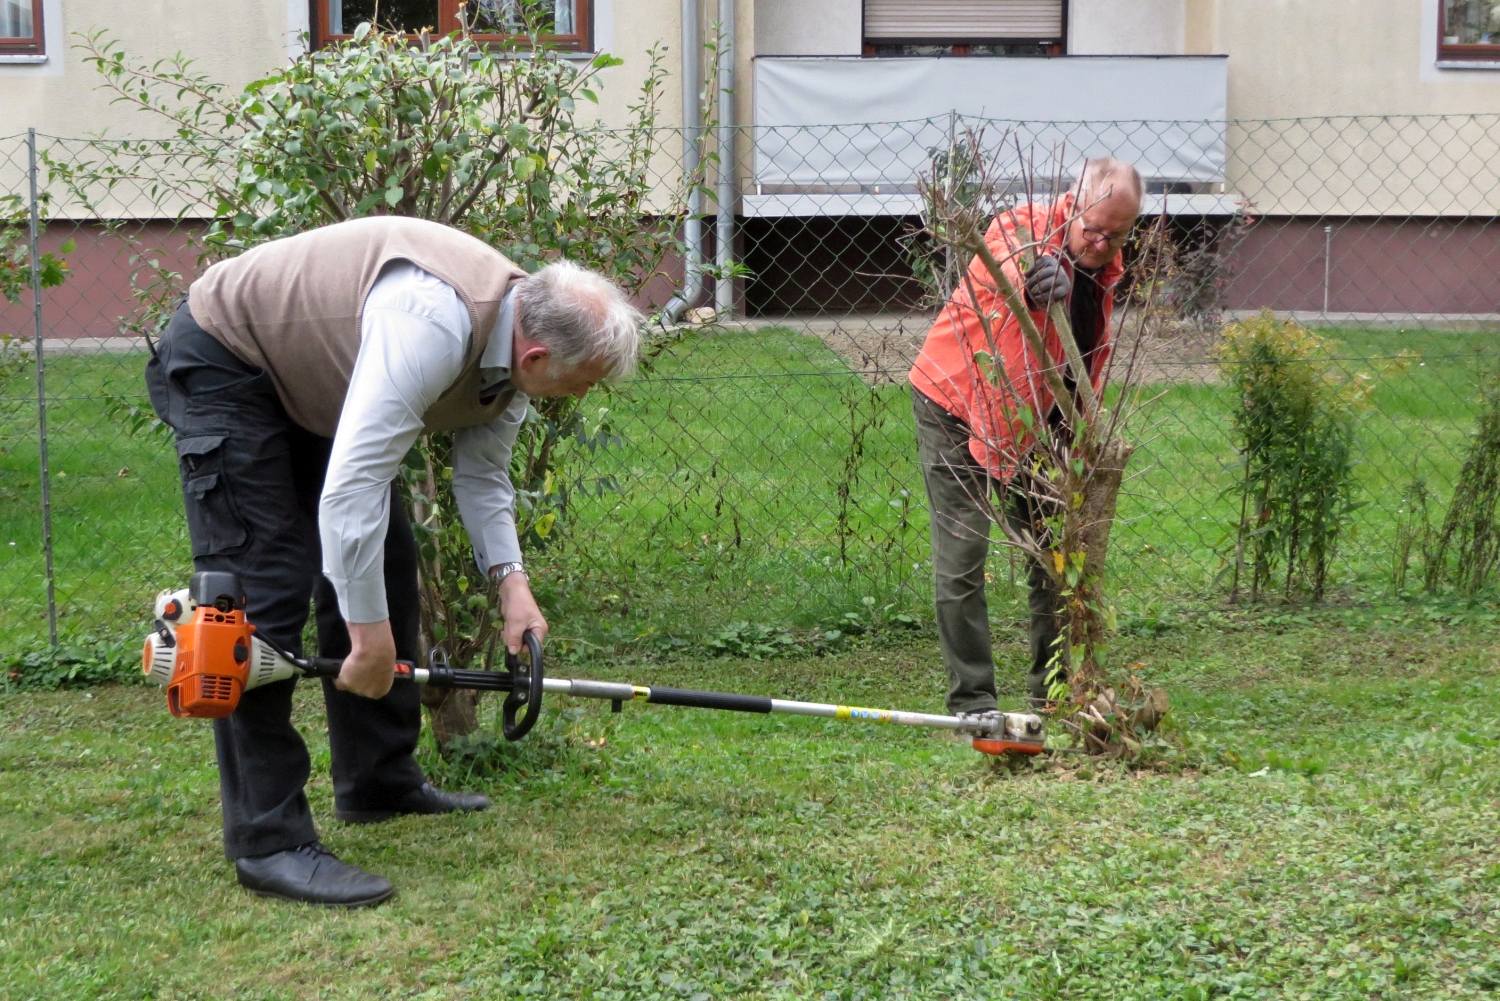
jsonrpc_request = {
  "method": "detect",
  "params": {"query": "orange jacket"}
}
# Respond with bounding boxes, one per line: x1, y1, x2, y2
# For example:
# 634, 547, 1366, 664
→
908, 194, 1123, 478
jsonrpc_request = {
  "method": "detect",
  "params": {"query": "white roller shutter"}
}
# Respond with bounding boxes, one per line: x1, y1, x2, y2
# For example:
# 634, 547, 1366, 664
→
864, 0, 1064, 41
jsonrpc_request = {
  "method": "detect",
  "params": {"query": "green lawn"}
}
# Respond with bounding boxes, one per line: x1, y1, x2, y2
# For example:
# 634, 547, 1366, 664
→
3, 611, 1499, 999
0, 326, 1491, 652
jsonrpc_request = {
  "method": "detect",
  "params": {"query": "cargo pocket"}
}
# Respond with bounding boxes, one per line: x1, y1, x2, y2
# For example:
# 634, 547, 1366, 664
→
176, 435, 250, 556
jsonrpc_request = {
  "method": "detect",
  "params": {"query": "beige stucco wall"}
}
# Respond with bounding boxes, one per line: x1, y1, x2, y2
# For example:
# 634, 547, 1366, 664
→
754, 0, 860, 56
1070, 0, 1186, 54
1189, 0, 1500, 214
1195, 0, 1500, 118
0, 0, 295, 139
0, 0, 687, 139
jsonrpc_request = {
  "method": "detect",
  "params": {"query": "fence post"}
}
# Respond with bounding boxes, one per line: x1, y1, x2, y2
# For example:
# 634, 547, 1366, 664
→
713, 0, 736, 318
27, 128, 58, 647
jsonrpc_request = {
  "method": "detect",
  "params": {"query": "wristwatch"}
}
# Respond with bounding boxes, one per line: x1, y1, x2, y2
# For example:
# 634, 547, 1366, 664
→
490, 561, 527, 584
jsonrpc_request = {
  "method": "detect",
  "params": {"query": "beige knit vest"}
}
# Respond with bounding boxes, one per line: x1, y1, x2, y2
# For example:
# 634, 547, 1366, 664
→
188, 217, 528, 438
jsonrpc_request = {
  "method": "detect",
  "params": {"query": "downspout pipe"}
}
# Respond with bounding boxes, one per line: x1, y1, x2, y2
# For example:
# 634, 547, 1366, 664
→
662, 0, 704, 326
713, 0, 735, 317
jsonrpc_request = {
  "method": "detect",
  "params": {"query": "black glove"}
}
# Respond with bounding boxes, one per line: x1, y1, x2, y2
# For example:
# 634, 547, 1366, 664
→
1023, 253, 1071, 310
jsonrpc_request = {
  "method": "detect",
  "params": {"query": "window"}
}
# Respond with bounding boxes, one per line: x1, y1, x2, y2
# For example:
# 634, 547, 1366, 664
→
315, 1, 590, 51
0, 0, 43, 57
1439, 0, 1500, 62
863, 0, 1066, 55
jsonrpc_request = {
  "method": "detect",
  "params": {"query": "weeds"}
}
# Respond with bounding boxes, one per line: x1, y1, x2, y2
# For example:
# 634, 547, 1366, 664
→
1218, 311, 1369, 601
1393, 477, 1435, 594
3, 637, 142, 689
1427, 366, 1500, 595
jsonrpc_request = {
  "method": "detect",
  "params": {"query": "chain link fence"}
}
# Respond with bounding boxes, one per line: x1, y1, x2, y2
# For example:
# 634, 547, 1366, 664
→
2, 115, 1497, 653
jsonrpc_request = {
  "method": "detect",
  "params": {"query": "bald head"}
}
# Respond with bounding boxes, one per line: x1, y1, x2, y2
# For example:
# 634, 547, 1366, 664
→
1066, 157, 1143, 269
1075, 157, 1145, 208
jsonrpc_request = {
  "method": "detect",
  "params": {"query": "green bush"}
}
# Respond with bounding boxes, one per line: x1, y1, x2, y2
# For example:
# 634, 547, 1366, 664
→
1427, 368, 1500, 595
1218, 311, 1369, 600
4, 638, 143, 689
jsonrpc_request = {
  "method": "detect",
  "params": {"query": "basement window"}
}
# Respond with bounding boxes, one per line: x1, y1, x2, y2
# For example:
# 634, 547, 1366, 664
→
863, 0, 1066, 55
315, 0, 590, 51
1439, 0, 1500, 63
0, 0, 43, 57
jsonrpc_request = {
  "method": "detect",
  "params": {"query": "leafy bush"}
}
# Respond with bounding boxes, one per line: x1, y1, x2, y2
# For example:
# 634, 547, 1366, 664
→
62, 13, 685, 738
1218, 311, 1370, 601
1426, 368, 1500, 595
4, 639, 144, 689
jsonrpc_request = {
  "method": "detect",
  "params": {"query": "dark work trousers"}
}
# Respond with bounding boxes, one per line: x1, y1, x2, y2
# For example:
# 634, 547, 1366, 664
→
912, 388, 1065, 711
145, 302, 426, 860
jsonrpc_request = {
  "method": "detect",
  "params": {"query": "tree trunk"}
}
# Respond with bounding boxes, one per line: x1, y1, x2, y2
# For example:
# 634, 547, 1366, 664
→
422, 685, 480, 747
1067, 434, 1135, 688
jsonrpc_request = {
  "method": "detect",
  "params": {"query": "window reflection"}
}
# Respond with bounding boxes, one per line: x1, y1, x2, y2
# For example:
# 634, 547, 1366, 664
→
467, 0, 573, 35
1442, 0, 1500, 45
330, 0, 441, 35
1, 0, 33, 39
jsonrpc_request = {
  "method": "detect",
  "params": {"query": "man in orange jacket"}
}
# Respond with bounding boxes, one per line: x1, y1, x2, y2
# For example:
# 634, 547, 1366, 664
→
908, 158, 1143, 715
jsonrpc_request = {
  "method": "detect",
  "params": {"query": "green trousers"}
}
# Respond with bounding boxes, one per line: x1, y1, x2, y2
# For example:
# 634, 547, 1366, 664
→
912, 388, 1065, 711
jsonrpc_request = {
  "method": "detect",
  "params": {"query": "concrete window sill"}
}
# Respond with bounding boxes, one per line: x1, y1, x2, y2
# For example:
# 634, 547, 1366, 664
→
0, 54, 47, 64
1435, 60, 1500, 69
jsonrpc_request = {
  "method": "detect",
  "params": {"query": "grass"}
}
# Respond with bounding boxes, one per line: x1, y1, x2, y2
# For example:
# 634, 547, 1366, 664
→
3, 611, 1500, 999
0, 325, 1492, 653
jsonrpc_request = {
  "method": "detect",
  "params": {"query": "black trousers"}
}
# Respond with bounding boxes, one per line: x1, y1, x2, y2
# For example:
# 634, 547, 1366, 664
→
912, 388, 1065, 709
146, 303, 426, 859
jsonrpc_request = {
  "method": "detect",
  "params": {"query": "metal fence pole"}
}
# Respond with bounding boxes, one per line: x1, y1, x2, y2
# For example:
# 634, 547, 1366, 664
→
27, 128, 58, 647
713, 0, 736, 317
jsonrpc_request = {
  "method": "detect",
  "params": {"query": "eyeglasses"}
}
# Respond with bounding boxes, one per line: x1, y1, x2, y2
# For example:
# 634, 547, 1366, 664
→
1080, 224, 1132, 248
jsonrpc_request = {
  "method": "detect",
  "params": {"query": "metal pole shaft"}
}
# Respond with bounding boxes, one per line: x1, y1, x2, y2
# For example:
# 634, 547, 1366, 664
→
713, 0, 735, 317
533, 676, 1043, 741
27, 128, 57, 647
661, 0, 703, 325
1322, 224, 1332, 317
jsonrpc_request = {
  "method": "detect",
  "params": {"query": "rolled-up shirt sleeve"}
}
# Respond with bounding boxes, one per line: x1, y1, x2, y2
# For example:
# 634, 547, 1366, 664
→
320, 265, 468, 624
453, 391, 530, 575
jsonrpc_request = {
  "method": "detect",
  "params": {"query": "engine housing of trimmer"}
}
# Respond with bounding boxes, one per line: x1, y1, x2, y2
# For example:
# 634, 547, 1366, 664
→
143, 572, 295, 718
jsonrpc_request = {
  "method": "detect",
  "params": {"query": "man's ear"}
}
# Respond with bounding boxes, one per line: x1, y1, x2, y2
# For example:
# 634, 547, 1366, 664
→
516, 343, 551, 371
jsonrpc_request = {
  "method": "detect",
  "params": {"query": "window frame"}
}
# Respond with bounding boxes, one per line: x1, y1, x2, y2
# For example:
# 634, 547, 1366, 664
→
0, 0, 45, 57
312, 0, 592, 53
1438, 0, 1500, 63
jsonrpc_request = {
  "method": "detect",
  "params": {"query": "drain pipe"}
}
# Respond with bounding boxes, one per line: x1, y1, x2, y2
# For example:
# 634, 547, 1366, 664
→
662, 0, 704, 326
713, 0, 736, 318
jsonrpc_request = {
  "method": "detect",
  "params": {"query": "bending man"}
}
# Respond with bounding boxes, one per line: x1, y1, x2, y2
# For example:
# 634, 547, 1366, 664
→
908, 158, 1142, 717
146, 216, 641, 907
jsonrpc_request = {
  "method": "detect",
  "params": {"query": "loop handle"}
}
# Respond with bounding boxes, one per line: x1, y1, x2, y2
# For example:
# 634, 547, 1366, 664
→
502, 629, 545, 741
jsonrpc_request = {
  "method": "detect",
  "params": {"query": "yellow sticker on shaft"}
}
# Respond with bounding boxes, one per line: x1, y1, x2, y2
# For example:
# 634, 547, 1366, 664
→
837, 705, 893, 723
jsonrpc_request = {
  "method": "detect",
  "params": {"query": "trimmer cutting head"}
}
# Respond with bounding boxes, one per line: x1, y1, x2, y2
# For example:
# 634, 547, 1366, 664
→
968, 712, 1047, 756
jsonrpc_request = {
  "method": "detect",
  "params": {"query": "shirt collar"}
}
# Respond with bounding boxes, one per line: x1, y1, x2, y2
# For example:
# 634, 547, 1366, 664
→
480, 288, 517, 373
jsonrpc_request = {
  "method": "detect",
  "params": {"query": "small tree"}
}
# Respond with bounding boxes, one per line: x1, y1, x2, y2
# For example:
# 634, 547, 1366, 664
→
1217, 312, 1368, 601
1426, 367, 1500, 596
920, 133, 1171, 756
58, 12, 680, 742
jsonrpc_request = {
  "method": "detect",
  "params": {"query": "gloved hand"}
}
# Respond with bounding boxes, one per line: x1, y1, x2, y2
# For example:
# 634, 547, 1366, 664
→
1023, 253, 1071, 310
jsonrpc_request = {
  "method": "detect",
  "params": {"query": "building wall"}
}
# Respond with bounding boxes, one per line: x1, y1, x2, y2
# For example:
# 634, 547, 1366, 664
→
1224, 217, 1500, 315
0, 0, 295, 138
1069, 0, 1186, 55
1197, 0, 1500, 118
754, 0, 860, 55
0, 0, 682, 139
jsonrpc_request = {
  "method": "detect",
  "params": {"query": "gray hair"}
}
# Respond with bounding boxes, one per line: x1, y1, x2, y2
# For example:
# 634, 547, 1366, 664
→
513, 260, 643, 378
1074, 157, 1145, 207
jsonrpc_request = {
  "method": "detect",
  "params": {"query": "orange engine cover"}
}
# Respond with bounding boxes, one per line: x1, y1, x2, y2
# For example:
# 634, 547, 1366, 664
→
165, 605, 256, 718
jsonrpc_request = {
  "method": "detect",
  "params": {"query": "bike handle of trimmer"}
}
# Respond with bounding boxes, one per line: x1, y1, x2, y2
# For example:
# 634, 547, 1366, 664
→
292, 631, 545, 742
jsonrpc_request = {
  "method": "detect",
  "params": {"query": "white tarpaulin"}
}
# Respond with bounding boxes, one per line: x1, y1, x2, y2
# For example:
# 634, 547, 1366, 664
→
751, 56, 1228, 213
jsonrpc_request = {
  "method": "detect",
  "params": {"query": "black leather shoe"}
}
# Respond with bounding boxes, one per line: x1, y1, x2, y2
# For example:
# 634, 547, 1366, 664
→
235, 841, 394, 908
335, 782, 491, 825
